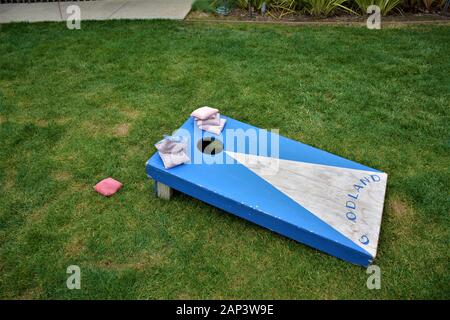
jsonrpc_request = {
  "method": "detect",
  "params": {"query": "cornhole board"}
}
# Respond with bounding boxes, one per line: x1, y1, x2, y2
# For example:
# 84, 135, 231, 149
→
145, 116, 388, 267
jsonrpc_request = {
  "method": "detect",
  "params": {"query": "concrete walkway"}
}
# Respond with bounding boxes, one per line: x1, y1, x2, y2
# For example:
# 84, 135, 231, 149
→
0, 0, 193, 23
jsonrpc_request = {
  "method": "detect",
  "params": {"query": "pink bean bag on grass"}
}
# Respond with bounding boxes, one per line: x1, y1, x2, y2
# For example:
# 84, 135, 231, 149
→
94, 178, 123, 197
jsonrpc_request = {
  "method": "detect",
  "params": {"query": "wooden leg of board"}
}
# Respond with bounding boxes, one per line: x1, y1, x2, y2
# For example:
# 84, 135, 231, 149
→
155, 181, 173, 200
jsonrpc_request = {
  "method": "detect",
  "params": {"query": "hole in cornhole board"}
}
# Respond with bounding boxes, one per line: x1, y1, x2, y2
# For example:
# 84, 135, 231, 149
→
197, 137, 223, 155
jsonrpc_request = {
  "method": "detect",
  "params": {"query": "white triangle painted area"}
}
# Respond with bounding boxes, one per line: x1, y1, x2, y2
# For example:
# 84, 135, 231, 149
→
225, 151, 388, 257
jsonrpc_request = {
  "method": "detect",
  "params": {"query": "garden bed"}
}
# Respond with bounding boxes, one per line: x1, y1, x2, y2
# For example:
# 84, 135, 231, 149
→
188, 9, 450, 24
189, 0, 450, 24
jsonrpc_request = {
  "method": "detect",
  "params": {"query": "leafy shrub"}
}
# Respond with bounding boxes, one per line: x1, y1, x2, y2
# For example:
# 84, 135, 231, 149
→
405, 0, 442, 11
192, 0, 215, 12
267, 0, 298, 18
234, 0, 250, 8
302, 0, 355, 16
421, 0, 436, 10
233, 0, 297, 18
353, 0, 403, 15
192, 0, 445, 15
234, 0, 274, 10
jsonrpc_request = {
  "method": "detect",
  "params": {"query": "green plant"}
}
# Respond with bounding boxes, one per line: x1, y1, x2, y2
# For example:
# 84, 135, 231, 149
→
267, 0, 298, 18
354, 0, 404, 15
234, 0, 268, 10
421, 0, 436, 10
232, 0, 297, 18
402, 0, 420, 12
302, 0, 356, 16
234, 0, 249, 8
192, 0, 215, 13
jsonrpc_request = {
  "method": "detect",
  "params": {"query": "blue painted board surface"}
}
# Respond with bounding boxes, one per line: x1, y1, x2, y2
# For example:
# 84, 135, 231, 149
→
146, 116, 388, 267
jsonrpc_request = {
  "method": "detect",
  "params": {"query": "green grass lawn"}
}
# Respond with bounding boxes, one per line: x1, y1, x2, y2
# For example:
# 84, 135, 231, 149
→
0, 20, 449, 299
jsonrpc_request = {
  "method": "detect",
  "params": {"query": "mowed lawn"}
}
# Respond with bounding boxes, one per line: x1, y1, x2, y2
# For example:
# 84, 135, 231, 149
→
0, 20, 449, 299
